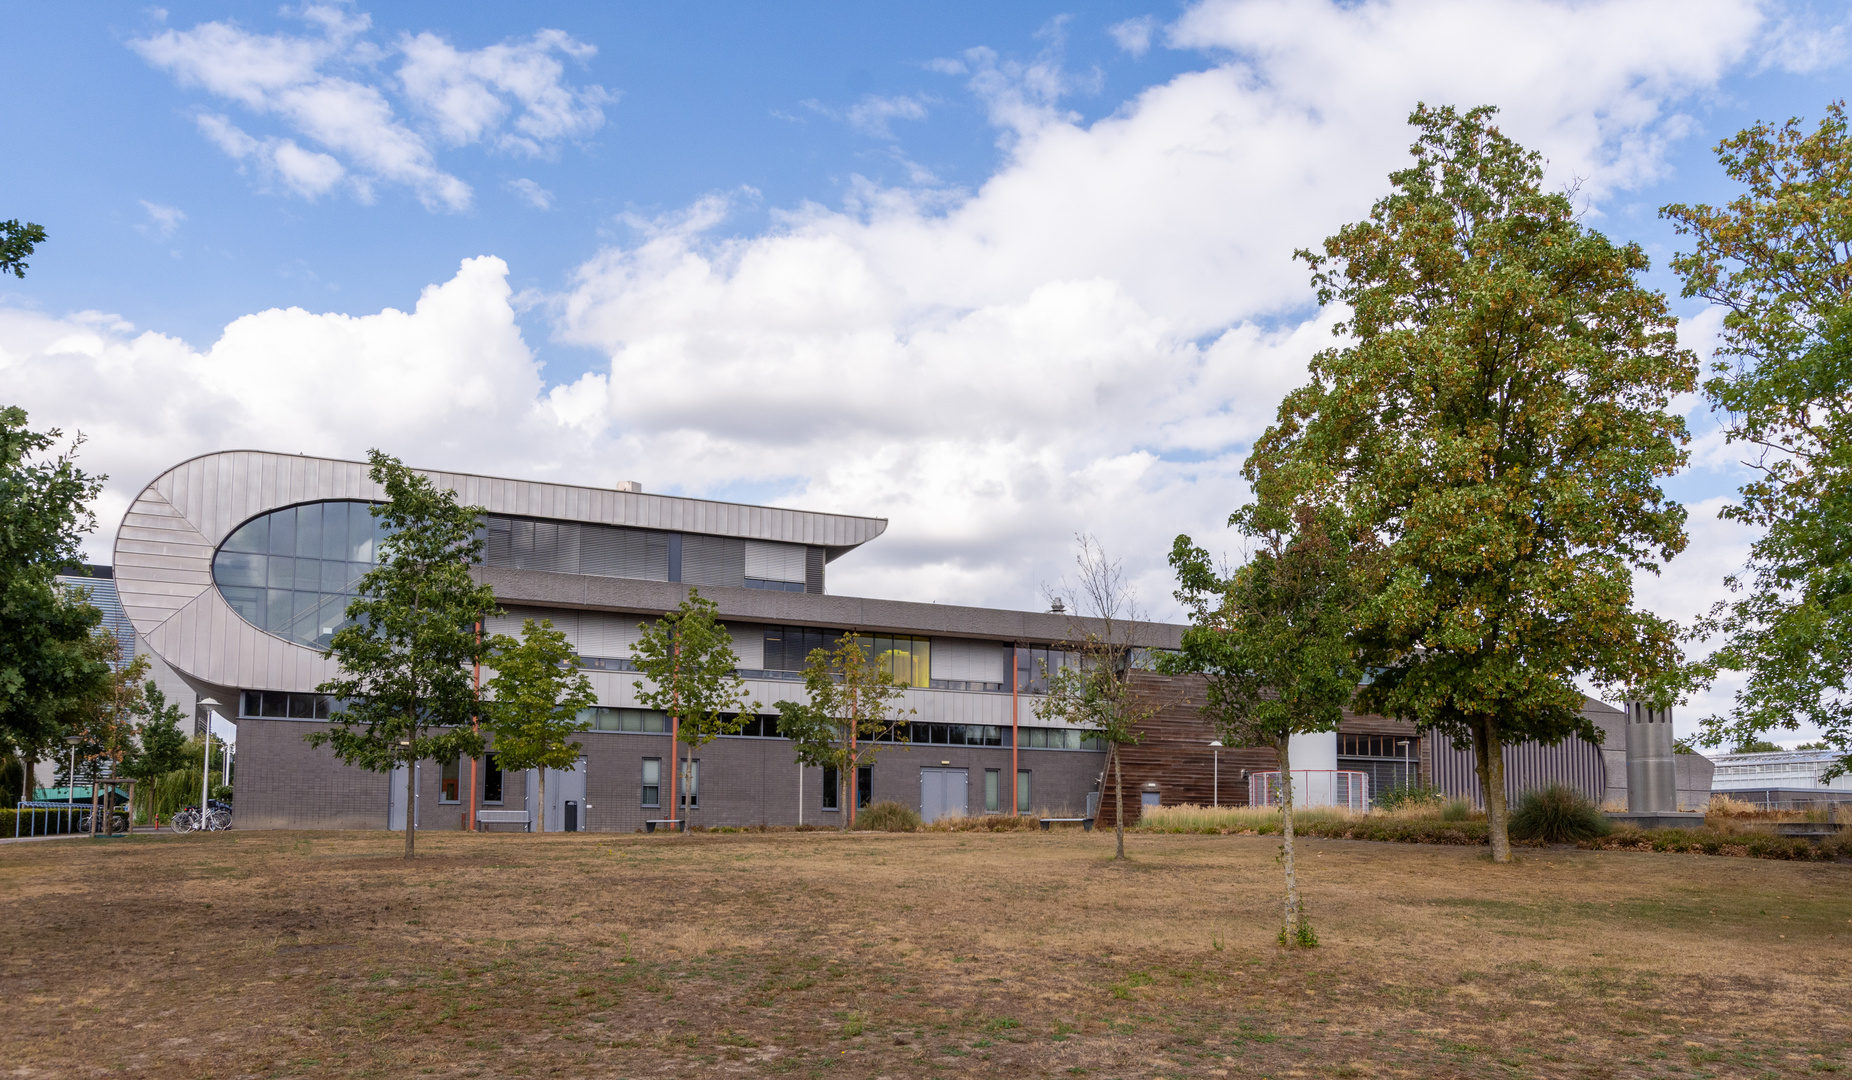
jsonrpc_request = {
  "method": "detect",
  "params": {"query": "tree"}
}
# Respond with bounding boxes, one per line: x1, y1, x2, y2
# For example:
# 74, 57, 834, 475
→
1, 219, 47, 279
1251, 104, 1694, 862
631, 589, 755, 827
774, 634, 914, 829
1037, 535, 1158, 861
307, 451, 497, 859
1662, 103, 1852, 779
1, 408, 111, 779
485, 618, 597, 833
122, 680, 191, 824
1165, 503, 1363, 947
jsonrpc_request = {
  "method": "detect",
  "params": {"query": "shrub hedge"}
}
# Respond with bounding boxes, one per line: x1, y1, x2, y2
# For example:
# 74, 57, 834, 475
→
0, 808, 86, 837
1585, 826, 1852, 861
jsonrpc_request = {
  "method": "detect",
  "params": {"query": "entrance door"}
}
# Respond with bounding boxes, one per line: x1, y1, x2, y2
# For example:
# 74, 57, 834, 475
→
387, 763, 421, 831
919, 767, 968, 822
527, 759, 588, 832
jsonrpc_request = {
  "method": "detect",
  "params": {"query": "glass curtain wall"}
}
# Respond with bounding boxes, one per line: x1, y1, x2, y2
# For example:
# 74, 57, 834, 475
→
213, 501, 391, 649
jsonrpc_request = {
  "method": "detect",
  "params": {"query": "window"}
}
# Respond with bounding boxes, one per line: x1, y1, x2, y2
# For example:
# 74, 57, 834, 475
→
764, 626, 844, 671
984, 769, 1000, 813
440, 758, 460, 803
679, 760, 699, 809
853, 635, 931, 688
483, 753, 504, 804
821, 765, 839, 811
903, 723, 1004, 746
1018, 726, 1105, 751
857, 766, 873, 809
239, 690, 335, 719
641, 758, 660, 808
1014, 646, 1078, 694
581, 707, 668, 733
213, 501, 391, 649
1016, 770, 1031, 814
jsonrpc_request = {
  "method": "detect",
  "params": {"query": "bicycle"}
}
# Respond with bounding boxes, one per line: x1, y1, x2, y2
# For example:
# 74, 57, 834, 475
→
169, 800, 233, 834
77, 810, 130, 835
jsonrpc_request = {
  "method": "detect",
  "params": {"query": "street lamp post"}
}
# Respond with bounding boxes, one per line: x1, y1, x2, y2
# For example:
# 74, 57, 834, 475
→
198, 698, 222, 826
1397, 739, 1412, 794
1208, 740, 1223, 807
64, 735, 82, 832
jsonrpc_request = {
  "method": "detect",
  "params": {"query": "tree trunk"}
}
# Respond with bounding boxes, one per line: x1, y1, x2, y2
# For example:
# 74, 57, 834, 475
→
1279, 738, 1302, 945
1112, 743, 1125, 861
404, 724, 417, 860
1472, 716, 1512, 864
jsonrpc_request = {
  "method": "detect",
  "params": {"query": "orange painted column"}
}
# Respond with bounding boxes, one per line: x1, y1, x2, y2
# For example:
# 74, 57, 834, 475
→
1010, 645, 1020, 815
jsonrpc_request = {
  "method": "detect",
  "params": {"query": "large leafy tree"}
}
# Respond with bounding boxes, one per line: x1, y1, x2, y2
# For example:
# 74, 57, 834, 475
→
1662, 103, 1852, 777
1165, 503, 1362, 947
308, 451, 497, 859
1036, 536, 1156, 861
0, 407, 111, 786
1253, 104, 1693, 862
632, 589, 755, 826
774, 634, 913, 829
485, 618, 597, 832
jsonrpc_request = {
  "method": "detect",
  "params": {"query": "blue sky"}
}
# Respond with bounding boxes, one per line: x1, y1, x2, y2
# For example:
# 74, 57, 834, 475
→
4, 0, 1850, 740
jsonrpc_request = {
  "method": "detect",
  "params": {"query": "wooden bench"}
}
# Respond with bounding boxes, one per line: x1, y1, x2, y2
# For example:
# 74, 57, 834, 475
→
1039, 817, 1094, 832
644, 818, 685, 834
476, 809, 531, 832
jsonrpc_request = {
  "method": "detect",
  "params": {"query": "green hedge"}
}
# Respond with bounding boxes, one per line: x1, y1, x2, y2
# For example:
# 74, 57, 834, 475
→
1585, 826, 1852, 861
1, 808, 86, 837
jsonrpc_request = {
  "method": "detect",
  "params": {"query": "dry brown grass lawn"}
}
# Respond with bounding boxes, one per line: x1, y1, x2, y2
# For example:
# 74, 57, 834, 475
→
2, 829, 1849, 1079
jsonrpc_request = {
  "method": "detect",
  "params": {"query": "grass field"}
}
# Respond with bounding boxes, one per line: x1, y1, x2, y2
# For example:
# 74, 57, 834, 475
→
3, 829, 1849, 1079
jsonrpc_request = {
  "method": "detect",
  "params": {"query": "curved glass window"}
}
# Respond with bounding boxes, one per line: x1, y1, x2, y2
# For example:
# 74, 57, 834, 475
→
213, 501, 390, 649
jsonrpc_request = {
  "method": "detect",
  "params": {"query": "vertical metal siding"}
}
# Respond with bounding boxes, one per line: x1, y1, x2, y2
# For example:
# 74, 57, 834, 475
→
1431, 731, 1607, 807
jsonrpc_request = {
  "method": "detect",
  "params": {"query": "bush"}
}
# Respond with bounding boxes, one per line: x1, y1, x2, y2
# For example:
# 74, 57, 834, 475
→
1509, 785, 1611, 843
853, 801, 922, 832
926, 813, 1039, 832
1375, 783, 1444, 811
1441, 798, 1472, 821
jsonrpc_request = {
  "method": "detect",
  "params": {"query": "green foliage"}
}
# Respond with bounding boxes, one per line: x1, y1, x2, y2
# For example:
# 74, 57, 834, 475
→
1441, 799, 1472, 822
631, 589, 754, 750
774, 632, 912, 827
486, 618, 596, 831
0, 220, 46, 279
1375, 782, 1445, 810
1253, 104, 1694, 862
1731, 738, 1784, 754
1278, 920, 1319, 949
0, 407, 110, 759
1508, 784, 1612, 843
124, 681, 190, 781
307, 450, 496, 857
1664, 107, 1852, 780
851, 800, 921, 832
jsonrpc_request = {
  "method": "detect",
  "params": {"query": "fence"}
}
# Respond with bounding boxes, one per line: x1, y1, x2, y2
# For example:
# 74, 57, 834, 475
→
10, 801, 87, 838
1247, 770, 1370, 813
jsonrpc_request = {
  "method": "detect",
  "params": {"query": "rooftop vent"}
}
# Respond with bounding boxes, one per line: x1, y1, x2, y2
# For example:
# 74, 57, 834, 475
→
1049, 597, 1066, 615
614, 480, 643, 493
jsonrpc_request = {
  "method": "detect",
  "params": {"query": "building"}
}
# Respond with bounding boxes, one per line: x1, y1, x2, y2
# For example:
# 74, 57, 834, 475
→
1710, 748, 1852, 807
114, 450, 1675, 831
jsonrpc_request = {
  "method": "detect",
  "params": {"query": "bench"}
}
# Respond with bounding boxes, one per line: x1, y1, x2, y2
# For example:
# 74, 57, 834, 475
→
1039, 817, 1095, 832
476, 809, 531, 832
644, 819, 685, 834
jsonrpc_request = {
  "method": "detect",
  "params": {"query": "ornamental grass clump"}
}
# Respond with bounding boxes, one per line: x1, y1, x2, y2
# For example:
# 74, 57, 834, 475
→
853, 800, 921, 832
1509, 785, 1611, 843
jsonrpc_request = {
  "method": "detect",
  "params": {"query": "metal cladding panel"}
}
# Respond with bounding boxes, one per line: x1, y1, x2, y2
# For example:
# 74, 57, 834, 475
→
931, 638, 1009, 683
728, 624, 764, 669
1430, 726, 1608, 808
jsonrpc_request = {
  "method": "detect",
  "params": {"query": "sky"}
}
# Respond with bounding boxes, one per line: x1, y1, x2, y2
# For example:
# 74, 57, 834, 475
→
3, 0, 1849, 746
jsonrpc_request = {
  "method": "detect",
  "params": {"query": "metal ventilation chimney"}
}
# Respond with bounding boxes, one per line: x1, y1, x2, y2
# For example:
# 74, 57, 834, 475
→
1623, 700, 1676, 812
614, 480, 643, 493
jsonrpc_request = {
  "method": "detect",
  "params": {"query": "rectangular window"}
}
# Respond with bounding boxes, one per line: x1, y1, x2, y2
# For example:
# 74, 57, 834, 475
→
822, 765, 839, 810
853, 634, 931, 688
440, 757, 460, 803
679, 759, 699, 809
763, 626, 845, 672
483, 753, 504, 804
984, 769, 1000, 813
857, 765, 873, 809
641, 758, 660, 808
1017, 770, 1031, 814
582, 707, 669, 732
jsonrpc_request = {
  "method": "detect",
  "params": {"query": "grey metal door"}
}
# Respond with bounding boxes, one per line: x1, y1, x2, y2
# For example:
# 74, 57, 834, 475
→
919, 767, 968, 822
528, 758, 589, 833
387, 764, 420, 831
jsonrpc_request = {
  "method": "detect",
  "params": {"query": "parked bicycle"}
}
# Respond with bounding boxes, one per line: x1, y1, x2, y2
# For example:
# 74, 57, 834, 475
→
77, 809, 131, 835
169, 799, 233, 834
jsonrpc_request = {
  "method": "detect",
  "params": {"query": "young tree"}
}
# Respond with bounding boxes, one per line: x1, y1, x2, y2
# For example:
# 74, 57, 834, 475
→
1037, 535, 1158, 862
485, 618, 597, 833
1252, 104, 1693, 862
1165, 503, 1363, 947
774, 634, 914, 828
1662, 103, 1852, 778
123, 680, 190, 824
0, 408, 111, 776
632, 589, 755, 827
308, 451, 497, 859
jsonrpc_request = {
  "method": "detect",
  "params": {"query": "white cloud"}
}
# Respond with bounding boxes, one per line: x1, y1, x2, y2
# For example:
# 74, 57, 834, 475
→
136, 201, 186, 240
16, 0, 1813, 668
508, 178, 554, 209
843, 94, 933, 140
132, 7, 607, 211
1110, 15, 1157, 57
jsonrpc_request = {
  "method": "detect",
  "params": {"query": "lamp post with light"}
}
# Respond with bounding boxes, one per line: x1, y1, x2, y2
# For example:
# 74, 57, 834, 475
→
197, 698, 221, 825
1209, 740, 1222, 807
64, 735, 82, 829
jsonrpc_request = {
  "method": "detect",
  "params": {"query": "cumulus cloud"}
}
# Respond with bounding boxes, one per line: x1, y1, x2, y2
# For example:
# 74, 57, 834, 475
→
12, 0, 1822, 674
507, 177, 554, 209
132, 6, 607, 210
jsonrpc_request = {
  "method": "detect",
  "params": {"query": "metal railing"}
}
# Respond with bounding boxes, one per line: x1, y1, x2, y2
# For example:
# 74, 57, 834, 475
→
1247, 770, 1371, 813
